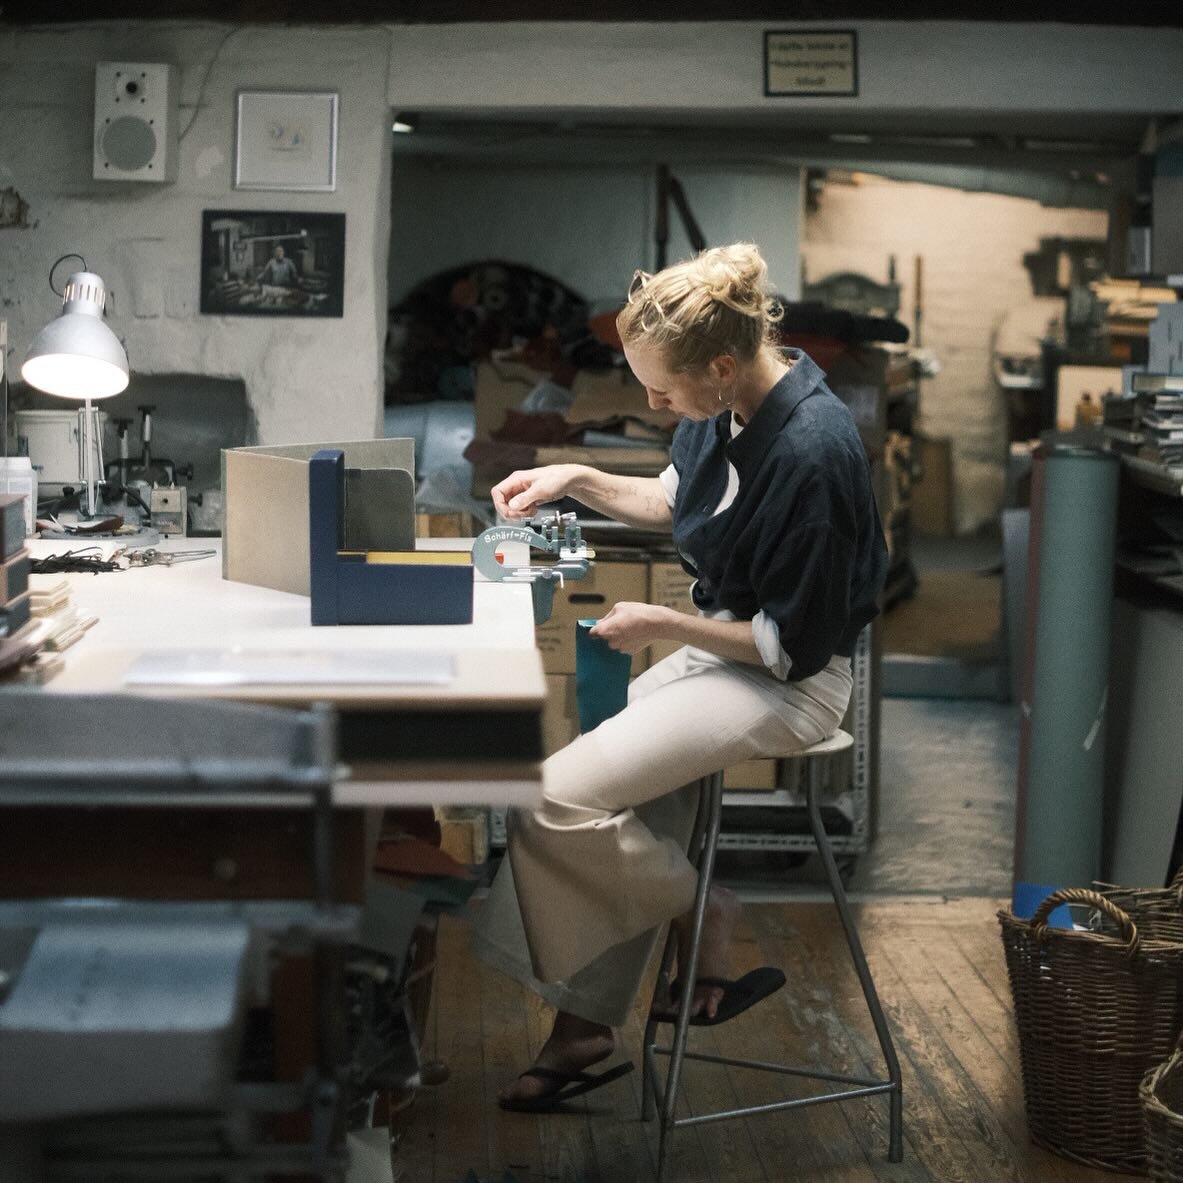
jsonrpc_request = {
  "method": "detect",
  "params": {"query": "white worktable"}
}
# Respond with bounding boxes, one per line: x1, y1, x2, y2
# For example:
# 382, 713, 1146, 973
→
21, 536, 546, 807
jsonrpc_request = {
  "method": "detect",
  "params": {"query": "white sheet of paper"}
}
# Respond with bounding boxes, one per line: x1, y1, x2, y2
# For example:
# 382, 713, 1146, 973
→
123, 649, 455, 687
345, 1128, 397, 1183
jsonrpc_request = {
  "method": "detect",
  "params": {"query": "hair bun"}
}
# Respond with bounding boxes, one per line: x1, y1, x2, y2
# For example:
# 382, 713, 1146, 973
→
695, 244, 770, 318
616, 240, 782, 371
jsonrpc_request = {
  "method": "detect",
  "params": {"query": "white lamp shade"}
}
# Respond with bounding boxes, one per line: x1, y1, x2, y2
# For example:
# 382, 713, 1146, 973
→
21, 271, 129, 400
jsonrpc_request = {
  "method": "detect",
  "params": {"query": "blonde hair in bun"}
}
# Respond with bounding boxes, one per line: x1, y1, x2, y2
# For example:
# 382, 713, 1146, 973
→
616, 242, 784, 373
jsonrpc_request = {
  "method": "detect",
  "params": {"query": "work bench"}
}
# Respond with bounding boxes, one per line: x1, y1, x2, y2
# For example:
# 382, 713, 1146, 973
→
23, 534, 547, 807
0, 533, 545, 1180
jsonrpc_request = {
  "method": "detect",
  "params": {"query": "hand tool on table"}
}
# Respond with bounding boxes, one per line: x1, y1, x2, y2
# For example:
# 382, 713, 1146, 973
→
470, 510, 594, 624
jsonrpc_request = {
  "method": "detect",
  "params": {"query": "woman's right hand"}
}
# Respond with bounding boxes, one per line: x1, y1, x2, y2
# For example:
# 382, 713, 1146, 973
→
491, 465, 583, 520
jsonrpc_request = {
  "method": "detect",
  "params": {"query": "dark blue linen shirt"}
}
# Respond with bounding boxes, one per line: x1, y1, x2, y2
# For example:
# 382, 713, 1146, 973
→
668, 349, 887, 681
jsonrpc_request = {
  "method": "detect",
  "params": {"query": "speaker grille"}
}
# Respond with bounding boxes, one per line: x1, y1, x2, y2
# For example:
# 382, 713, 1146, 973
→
102, 116, 157, 172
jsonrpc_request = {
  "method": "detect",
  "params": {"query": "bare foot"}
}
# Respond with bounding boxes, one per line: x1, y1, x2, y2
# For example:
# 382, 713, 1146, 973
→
654, 885, 742, 1021
498, 1011, 615, 1105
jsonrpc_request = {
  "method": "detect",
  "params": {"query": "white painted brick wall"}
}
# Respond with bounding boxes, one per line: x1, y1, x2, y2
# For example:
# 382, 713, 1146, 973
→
802, 176, 1107, 534
0, 23, 393, 446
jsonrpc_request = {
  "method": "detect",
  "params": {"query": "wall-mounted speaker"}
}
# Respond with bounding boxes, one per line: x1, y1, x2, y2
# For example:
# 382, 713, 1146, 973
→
93, 62, 178, 183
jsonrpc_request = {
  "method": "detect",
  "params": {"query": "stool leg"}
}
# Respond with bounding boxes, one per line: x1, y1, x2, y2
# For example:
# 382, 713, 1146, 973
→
643, 769, 714, 1123
642, 926, 677, 1122
806, 757, 904, 1163
657, 771, 724, 1183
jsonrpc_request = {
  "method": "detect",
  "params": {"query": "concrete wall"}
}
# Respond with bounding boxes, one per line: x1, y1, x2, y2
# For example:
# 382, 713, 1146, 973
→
388, 21, 1183, 117
388, 160, 803, 308
802, 175, 1107, 534
0, 22, 393, 445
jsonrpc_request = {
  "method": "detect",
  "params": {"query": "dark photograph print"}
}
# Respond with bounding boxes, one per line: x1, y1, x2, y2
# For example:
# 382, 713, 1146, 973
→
200, 210, 345, 317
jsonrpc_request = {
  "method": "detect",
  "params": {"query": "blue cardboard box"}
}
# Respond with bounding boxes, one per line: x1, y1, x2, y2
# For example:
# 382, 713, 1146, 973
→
309, 449, 473, 626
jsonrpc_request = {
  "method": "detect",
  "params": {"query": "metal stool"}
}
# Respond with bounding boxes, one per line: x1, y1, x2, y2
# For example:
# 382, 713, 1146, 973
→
641, 729, 903, 1181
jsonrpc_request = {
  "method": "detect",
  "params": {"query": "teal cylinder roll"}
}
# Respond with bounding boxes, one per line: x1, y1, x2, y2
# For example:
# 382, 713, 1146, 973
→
1015, 446, 1119, 895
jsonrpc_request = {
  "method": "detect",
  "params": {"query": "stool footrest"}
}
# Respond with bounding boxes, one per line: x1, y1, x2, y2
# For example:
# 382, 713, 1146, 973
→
650, 1046, 886, 1089
669, 1082, 897, 1130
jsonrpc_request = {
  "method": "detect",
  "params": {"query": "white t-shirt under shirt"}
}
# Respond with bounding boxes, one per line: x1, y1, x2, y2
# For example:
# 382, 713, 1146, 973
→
659, 413, 793, 681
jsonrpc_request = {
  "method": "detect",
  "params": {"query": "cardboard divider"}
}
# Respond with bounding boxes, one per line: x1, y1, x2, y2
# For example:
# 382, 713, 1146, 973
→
221, 438, 415, 596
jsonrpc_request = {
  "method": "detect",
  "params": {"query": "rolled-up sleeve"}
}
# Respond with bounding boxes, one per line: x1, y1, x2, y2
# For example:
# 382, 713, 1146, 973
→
754, 521, 856, 681
658, 463, 679, 509
751, 611, 793, 680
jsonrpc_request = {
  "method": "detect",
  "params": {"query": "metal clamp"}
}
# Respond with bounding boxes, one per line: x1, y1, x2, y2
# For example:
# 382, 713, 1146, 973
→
470, 511, 594, 623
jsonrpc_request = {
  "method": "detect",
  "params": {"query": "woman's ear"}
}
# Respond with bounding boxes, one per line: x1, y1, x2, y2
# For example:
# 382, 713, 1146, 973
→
710, 354, 738, 385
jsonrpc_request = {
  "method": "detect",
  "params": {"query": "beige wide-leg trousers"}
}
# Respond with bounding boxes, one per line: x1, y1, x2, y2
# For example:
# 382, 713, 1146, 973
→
470, 645, 853, 1027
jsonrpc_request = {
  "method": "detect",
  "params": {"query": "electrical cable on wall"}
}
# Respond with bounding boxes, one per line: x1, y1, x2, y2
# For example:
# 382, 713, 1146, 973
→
1, 336, 8, 460
178, 26, 242, 143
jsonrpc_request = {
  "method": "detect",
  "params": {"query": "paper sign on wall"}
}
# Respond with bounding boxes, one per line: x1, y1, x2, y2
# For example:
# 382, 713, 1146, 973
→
764, 30, 858, 97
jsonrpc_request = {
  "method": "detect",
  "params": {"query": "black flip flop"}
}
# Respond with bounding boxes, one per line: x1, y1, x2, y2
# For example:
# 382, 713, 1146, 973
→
651, 966, 786, 1027
498, 1060, 635, 1113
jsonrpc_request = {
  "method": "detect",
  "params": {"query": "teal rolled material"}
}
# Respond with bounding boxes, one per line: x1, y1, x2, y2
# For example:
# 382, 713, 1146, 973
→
1015, 446, 1119, 899
575, 619, 632, 734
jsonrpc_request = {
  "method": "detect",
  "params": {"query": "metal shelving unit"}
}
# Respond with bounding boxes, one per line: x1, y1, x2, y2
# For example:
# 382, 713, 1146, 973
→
717, 623, 877, 858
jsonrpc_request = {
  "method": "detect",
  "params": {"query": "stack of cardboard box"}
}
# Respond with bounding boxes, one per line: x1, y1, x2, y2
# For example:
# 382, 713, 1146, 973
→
537, 549, 779, 792
0, 493, 36, 678
467, 356, 673, 499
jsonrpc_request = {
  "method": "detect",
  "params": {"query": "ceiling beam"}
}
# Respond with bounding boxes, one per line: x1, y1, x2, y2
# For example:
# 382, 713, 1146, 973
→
3, 0, 1182, 24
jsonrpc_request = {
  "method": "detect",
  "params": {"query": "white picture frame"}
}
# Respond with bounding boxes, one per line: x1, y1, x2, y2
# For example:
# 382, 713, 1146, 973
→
234, 90, 338, 192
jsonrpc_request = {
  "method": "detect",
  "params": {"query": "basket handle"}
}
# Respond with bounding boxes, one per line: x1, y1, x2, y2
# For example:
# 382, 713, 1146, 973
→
1030, 887, 1140, 957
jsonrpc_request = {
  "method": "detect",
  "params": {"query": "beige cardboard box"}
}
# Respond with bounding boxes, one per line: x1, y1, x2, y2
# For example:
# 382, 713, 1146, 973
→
536, 560, 649, 676
221, 438, 415, 596
722, 759, 779, 790
435, 807, 489, 865
473, 358, 548, 441
415, 511, 480, 538
910, 434, 954, 537
567, 368, 675, 431
649, 559, 695, 608
471, 358, 551, 498
543, 674, 580, 756
648, 559, 696, 666
470, 361, 673, 498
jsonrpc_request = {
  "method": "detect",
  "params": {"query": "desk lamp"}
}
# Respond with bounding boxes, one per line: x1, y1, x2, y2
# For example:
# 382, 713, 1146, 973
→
21, 262, 128, 517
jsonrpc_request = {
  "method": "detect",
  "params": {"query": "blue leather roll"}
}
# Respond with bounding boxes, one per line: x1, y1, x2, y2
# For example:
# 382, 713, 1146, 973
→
1014, 445, 1119, 911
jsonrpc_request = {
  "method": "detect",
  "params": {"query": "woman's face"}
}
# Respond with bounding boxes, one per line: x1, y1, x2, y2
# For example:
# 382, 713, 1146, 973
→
622, 341, 719, 420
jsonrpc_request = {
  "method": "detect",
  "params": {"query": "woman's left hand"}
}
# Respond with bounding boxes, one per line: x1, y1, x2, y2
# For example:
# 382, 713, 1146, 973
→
589, 602, 674, 656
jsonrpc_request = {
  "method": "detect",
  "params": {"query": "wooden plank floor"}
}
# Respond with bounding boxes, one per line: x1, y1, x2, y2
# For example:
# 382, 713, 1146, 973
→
392, 897, 1143, 1183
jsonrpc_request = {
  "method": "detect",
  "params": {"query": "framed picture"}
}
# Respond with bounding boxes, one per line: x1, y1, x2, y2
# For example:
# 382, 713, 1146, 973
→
234, 90, 338, 191
200, 209, 346, 317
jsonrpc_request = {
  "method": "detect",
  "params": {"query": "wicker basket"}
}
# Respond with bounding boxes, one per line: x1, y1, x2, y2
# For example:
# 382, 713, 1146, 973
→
1101, 871, 1183, 945
998, 887, 1183, 1173
1144, 1043, 1183, 1182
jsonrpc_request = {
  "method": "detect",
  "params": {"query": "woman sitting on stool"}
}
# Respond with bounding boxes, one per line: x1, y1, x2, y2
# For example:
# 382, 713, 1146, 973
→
472, 241, 888, 1112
